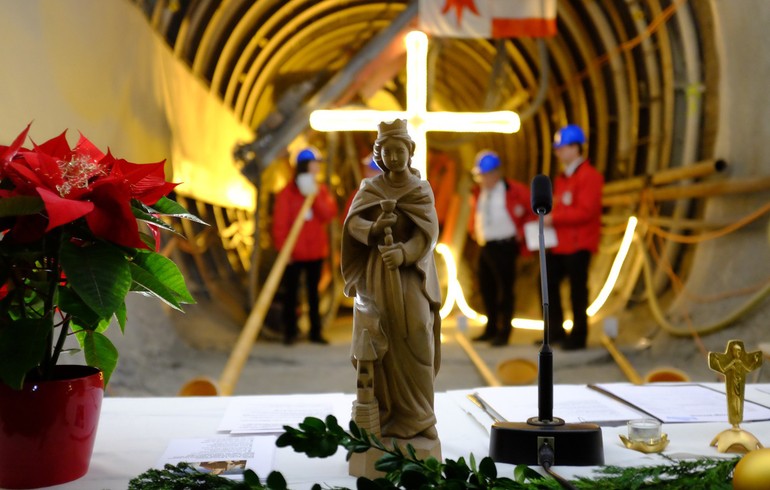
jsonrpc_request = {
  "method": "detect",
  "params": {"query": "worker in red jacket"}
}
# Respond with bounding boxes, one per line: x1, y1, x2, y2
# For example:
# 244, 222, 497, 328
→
544, 124, 604, 350
468, 150, 533, 346
272, 147, 338, 344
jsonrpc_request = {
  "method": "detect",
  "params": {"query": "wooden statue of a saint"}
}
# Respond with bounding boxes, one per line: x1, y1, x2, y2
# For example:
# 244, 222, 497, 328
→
708, 339, 764, 452
341, 119, 442, 476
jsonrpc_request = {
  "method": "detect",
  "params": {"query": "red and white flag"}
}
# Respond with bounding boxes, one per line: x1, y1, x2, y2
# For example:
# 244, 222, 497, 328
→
418, 0, 557, 39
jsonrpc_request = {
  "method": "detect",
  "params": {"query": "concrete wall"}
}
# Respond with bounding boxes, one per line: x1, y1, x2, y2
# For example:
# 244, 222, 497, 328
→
641, 1, 770, 375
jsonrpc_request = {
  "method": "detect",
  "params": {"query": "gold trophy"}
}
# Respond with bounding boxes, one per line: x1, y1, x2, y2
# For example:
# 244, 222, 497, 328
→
708, 340, 764, 453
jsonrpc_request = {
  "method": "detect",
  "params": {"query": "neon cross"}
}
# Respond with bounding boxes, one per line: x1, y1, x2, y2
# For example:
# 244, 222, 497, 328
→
309, 30, 520, 178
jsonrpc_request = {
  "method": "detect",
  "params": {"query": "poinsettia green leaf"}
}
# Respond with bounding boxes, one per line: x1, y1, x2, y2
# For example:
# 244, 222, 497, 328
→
115, 301, 127, 334
128, 263, 182, 310
130, 205, 177, 234
147, 196, 207, 225
0, 318, 50, 389
81, 330, 118, 385
131, 250, 195, 304
138, 230, 157, 250
0, 195, 44, 218
60, 240, 131, 318
57, 287, 101, 329
73, 317, 111, 335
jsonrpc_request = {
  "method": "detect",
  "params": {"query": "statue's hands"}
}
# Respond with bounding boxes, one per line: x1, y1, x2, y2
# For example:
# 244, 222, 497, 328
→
371, 213, 397, 238
378, 243, 404, 270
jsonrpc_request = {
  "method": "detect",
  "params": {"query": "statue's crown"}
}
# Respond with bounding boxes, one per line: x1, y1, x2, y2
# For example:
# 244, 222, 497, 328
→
377, 118, 409, 138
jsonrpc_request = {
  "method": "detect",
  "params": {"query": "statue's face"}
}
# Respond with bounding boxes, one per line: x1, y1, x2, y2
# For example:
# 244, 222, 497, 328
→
732, 344, 742, 357
381, 138, 410, 173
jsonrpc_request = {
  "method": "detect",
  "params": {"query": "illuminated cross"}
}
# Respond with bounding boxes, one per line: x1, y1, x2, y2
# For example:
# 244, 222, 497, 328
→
309, 30, 520, 178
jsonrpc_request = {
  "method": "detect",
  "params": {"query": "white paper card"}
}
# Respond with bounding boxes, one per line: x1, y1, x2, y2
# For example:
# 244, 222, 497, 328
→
591, 383, 770, 423
157, 436, 275, 479
523, 220, 558, 252
452, 385, 646, 429
218, 393, 350, 434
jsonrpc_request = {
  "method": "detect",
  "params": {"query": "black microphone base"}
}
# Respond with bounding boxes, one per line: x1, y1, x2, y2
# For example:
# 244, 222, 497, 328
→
489, 419, 604, 466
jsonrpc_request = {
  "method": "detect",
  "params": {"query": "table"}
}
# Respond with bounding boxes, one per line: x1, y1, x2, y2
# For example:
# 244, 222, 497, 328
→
39, 384, 770, 490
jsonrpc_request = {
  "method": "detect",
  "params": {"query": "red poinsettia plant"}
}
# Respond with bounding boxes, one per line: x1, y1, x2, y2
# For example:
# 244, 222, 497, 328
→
0, 124, 202, 390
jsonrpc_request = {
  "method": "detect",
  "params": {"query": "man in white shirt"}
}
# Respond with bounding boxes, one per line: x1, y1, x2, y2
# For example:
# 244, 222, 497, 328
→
469, 151, 532, 346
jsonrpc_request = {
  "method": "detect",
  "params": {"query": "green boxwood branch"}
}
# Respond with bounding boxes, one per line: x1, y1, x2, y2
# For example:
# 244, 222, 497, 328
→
131, 416, 740, 490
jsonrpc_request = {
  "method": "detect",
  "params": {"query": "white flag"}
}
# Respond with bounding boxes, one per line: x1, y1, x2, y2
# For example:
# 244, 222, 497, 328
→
418, 0, 557, 39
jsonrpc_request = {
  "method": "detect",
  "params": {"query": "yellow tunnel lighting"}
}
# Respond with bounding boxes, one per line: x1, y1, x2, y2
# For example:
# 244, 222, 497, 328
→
511, 318, 545, 330
437, 217, 637, 332
435, 243, 487, 323
586, 216, 637, 317
309, 30, 519, 179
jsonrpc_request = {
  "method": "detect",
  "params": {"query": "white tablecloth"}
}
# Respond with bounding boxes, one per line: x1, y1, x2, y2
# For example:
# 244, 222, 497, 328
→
36, 383, 770, 490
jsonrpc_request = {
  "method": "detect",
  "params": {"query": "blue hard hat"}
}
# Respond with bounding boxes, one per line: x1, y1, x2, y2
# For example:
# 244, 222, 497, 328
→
296, 146, 322, 165
364, 154, 381, 172
473, 151, 501, 174
553, 124, 586, 148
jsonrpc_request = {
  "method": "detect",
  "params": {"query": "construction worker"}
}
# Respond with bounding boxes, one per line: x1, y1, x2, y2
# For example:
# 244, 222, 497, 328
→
544, 124, 604, 350
272, 146, 338, 345
469, 150, 533, 346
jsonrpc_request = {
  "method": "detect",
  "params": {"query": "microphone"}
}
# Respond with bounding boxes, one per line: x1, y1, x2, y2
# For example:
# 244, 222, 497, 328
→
531, 174, 552, 215
488, 175, 604, 467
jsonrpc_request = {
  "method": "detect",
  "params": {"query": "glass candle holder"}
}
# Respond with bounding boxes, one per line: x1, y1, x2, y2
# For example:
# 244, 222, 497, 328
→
627, 419, 662, 444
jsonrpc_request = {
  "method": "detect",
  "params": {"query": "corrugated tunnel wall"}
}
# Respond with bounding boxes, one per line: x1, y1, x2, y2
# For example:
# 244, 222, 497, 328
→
1, 1, 769, 370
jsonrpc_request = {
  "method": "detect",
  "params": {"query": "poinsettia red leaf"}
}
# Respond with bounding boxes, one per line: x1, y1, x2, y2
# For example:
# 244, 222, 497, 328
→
8, 214, 47, 243
74, 132, 105, 162
113, 159, 177, 205
32, 130, 71, 159
86, 179, 148, 249
0, 123, 31, 163
137, 180, 178, 205
5, 160, 46, 192
98, 150, 119, 175
148, 223, 161, 252
16, 151, 65, 192
36, 186, 94, 231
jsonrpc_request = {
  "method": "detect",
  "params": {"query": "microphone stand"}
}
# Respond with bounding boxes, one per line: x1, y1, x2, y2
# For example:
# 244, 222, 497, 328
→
488, 181, 604, 467
534, 209, 556, 425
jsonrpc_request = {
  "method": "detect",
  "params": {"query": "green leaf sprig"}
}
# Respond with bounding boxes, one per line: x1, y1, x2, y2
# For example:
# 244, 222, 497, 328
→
131, 416, 740, 490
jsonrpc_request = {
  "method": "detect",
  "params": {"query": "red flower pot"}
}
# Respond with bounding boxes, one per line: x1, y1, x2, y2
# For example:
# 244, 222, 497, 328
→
0, 365, 104, 489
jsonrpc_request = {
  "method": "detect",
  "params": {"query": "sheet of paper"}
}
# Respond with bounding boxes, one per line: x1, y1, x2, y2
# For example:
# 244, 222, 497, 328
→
459, 385, 646, 427
752, 385, 770, 396
590, 383, 770, 423
523, 220, 557, 252
218, 393, 351, 434
157, 435, 275, 479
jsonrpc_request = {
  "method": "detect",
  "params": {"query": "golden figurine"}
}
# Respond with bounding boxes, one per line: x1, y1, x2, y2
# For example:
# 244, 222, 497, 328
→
708, 339, 764, 453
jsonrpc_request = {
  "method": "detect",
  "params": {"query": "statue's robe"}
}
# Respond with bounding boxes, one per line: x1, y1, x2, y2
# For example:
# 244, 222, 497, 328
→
341, 172, 442, 439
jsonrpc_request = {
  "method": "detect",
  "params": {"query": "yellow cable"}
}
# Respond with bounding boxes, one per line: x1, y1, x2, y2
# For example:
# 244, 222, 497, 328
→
637, 236, 770, 337
645, 200, 770, 244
